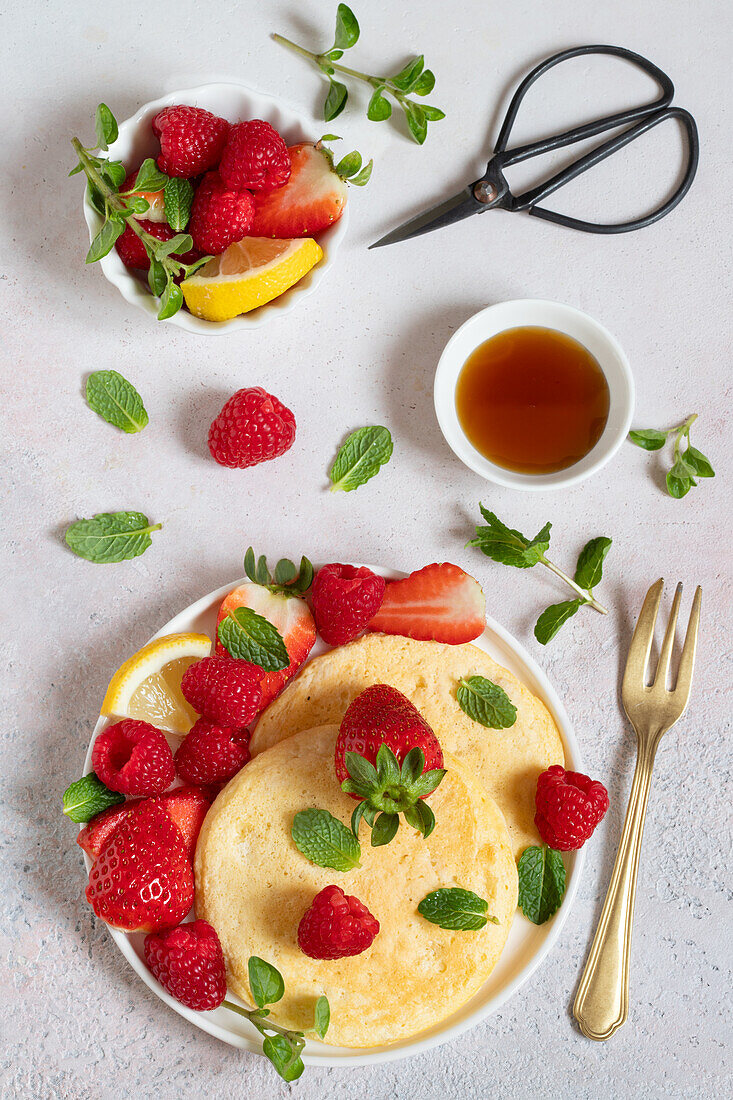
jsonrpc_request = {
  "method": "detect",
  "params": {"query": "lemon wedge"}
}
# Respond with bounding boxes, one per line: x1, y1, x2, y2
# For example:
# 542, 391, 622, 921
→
181, 237, 323, 322
101, 632, 211, 734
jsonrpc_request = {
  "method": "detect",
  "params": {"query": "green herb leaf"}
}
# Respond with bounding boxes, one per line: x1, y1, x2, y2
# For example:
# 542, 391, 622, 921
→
262, 1034, 304, 1082
413, 69, 436, 95
157, 280, 183, 320
62, 773, 124, 823
324, 79, 348, 122
86, 370, 148, 434
418, 887, 496, 931
163, 177, 194, 231
371, 812, 399, 846
684, 445, 714, 478
457, 676, 517, 729
291, 808, 361, 871
148, 258, 167, 297
86, 182, 106, 217
218, 607, 289, 671
334, 150, 362, 178
628, 428, 668, 451
517, 845, 566, 924
470, 506, 550, 568
367, 87, 392, 121
534, 599, 584, 644
350, 159, 373, 186
102, 160, 127, 189
391, 55, 425, 92
127, 196, 150, 215
403, 101, 427, 145
574, 536, 612, 591
666, 470, 693, 498
132, 158, 169, 194
248, 957, 285, 1009
421, 104, 446, 121
314, 995, 330, 1039
95, 103, 118, 150
65, 511, 161, 564
86, 218, 125, 263
153, 233, 193, 260
333, 3, 360, 48
329, 425, 393, 492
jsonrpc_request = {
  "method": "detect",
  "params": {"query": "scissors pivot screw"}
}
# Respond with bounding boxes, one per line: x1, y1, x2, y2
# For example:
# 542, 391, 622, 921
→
473, 181, 499, 204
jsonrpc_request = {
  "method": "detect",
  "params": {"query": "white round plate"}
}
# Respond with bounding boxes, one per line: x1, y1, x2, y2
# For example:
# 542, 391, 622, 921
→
83, 566, 584, 1066
82, 82, 349, 334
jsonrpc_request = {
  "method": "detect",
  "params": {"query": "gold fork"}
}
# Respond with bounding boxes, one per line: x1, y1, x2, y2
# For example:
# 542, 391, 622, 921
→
573, 577, 702, 1041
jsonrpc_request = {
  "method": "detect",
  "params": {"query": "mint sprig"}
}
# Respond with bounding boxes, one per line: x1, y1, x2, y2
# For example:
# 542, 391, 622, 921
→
343, 744, 445, 846
218, 607, 290, 671
629, 413, 714, 499
469, 505, 612, 645
517, 845, 566, 924
86, 370, 148, 433
291, 808, 362, 871
222, 957, 305, 1081
62, 773, 124, 823
273, 5, 445, 144
329, 425, 393, 492
456, 676, 517, 729
65, 511, 162, 563
417, 887, 499, 931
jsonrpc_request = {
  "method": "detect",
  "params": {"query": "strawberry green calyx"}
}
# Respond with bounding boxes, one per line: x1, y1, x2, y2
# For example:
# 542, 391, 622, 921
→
344, 744, 445, 846
243, 546, 314, 597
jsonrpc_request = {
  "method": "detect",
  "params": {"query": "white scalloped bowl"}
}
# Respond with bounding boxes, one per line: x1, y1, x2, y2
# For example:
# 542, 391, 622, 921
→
82, 83, 349, 334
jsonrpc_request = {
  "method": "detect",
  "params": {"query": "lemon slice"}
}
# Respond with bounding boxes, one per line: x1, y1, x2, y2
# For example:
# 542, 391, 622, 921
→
181, 237, 323, 322
101, 632, 211, 734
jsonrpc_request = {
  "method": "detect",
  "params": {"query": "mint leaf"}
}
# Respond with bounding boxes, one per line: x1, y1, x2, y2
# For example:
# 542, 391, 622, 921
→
86, 370, 148, 434
132, 158, 169, 194
334, 3, 359, 48
291, 808, 361, 871
329, 425, 393, 492
534, 599, 583, 644
95, 103, 118, 150
314, 995, 330, 1039
62, 773, 124, 823
628, 427, 668, 451
457, 676, 517, 729
391, 55, 425, 92
684, 445, 714, 478
517, 845, 566, 924
163, 177, 194, 231
367, 87, 392, 121
86, 218, 125, 263
418, 887, 497, 930
217, 608, 289, 671
65, 512, 162, 564
248, 957, 285, 1008
324, 79, 348, 122
262, 1034, 304, 1082
574, 537, 612, 591
469, 506, 550, 568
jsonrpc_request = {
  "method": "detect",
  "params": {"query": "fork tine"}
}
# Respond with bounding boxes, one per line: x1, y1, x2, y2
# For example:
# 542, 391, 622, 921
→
673, 585, 702, 703
652, 582, 682, 689
623, 578, 664, 692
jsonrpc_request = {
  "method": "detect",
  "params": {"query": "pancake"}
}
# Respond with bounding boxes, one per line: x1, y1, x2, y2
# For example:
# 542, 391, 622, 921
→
195, 724, 518, 1048
250, 634, 564, 858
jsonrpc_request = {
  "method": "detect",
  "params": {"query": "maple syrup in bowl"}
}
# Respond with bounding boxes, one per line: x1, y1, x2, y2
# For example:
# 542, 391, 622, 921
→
434, 300, 635, 490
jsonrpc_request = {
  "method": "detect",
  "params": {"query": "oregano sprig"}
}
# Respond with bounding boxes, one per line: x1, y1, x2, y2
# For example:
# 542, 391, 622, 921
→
273, 5, 445, 144
468, 506, 612, 645
70, 105, 210, 319
628, 413, 714, 499
222, 957, 307, 1081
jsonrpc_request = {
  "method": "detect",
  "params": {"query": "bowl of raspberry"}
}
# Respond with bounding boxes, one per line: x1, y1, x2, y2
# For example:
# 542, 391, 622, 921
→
82, 83, 350, 334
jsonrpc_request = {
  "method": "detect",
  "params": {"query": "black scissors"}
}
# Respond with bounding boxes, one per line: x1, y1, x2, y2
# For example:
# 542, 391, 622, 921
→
370, 45, 699, 247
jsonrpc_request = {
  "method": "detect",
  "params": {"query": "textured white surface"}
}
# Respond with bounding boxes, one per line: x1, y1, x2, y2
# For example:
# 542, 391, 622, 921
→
2, 0, 731, 1097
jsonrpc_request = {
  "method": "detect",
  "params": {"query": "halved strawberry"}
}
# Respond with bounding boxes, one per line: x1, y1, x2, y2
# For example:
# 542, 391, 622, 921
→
368, 562, 486, 644
216, 551, 316, 709
158, 786, 211, 858
248, 142, 348, 238
77, 801, 136, 860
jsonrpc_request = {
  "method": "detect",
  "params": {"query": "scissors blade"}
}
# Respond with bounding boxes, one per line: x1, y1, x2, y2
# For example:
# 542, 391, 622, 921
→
369, 187, 479, 248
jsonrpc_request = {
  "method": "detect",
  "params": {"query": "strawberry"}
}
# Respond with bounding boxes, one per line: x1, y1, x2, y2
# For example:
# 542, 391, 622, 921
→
121, 170, 166, 223
77, 800, 135, 860
76, 787, 210, 862
248, 142, 348, 238
144, 919, 227, 1010
216, 550, 316, 710
368, 562, 486, 644
335, 684, 446, 845
86, 800, 194, 932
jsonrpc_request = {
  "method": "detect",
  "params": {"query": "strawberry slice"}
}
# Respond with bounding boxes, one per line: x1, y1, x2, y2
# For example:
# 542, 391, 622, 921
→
249, 142, 348, 238
368, 562, 486, 644
76, 787, 210, 861
77, 801, 136, 860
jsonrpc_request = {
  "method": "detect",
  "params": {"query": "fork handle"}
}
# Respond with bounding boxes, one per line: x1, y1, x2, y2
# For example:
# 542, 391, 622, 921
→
573, 738, 658, 1040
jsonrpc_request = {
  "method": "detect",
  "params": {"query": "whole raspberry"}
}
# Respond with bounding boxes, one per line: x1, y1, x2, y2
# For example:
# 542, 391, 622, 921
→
144, 919, 227, 1010
297, 885, 380, 960
115, 220, 200, 271
92, 719, 175, 796
535, 764, 609, 851
152, 105, 229, 178
208, 387, 296, 469
188, 172, 254, 255
218, 120, 291, 193
180, 656, 262, 727
311, 564, 386, 646
175, 719, 250, 786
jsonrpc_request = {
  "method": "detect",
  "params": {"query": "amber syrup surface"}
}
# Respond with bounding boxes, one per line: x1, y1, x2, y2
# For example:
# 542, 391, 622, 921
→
455, 326, 610, 474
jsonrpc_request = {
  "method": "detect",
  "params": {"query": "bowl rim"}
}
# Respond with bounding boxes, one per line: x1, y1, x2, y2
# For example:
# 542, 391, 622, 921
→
433, 298, 635, 490
81, 80, 349, 334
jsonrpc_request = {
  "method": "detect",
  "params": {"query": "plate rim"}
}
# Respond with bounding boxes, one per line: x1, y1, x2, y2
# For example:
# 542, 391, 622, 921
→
82, 564, 585, 1066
